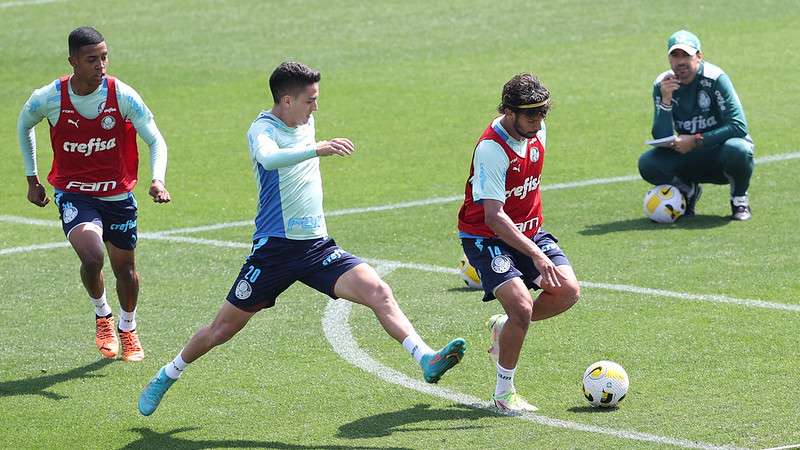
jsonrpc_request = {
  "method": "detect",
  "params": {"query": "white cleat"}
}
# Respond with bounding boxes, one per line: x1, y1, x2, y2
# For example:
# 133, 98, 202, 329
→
492, 389, 538, 413
486, 313, 507, 363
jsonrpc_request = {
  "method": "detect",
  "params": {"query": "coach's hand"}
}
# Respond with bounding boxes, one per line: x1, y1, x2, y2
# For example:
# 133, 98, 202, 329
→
672, 134, 695, 154
149, 179, 171, 203
316, 138, 355, 157
659, 74, 680, 106
26, 176, 50, 207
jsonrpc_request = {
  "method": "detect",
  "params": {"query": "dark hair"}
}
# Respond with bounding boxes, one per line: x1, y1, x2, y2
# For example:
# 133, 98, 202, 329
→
68, 27, 104, 56
497, 73, 550, 117
269, 62, 321, 103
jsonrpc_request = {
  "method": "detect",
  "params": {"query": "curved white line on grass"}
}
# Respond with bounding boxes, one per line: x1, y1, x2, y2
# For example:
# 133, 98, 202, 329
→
322, 274, 742, 449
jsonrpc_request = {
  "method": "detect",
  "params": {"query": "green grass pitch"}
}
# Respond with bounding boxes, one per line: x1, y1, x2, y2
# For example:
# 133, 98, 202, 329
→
1, 1, 799, 448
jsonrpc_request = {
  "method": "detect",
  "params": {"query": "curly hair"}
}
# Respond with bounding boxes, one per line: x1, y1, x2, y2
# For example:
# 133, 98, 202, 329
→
269, 61, 321, 104
497, 73, 550, 117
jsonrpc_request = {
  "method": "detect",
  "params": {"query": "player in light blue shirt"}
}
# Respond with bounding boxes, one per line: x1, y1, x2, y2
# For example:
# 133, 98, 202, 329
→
139, 62, 467, 416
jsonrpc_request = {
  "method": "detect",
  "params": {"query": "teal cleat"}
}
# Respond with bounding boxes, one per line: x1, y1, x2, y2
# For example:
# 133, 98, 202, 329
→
421, 338, 466, 383
138, 367, 177, 416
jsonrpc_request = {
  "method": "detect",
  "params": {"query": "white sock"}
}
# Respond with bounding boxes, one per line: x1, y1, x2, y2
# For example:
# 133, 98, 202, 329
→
402, 333, 434, 365
495, 362, 516, 396
119, 308, 137, 332
732, 195, 749, 206
90, 291, 112, 317
163, 352, 188, 379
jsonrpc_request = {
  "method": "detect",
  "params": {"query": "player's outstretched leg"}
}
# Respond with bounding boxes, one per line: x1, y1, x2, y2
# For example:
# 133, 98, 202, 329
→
138, 367, 176, 416
421, 338, 467, 384
333, 264, 468, 384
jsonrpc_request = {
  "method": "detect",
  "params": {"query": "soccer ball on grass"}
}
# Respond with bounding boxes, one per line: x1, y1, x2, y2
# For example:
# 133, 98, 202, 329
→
581, 360, 629, 408
457, 254, 482, 290
643, 184, 686, 223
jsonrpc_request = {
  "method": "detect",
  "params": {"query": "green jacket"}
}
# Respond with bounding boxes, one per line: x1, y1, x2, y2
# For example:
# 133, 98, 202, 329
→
652, 61, 752, 147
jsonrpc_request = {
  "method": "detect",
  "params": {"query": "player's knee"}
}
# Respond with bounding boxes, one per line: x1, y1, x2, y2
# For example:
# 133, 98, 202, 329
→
367, 280, 397, 310
208, 323, 238, 345
506, 301, 533, 329
79, 253, 104, 275
559, 281, 581, 309
113, 264, 138, 283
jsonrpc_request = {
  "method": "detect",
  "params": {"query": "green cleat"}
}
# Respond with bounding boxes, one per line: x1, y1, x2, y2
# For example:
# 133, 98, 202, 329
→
421, 338, 466, 383
138, 367, 177, 416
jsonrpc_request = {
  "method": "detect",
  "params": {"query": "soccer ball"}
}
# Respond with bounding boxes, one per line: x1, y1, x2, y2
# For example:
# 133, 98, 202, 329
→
581, 360, 629, 408
643, 184, 686, 223
457, 254, 482, 289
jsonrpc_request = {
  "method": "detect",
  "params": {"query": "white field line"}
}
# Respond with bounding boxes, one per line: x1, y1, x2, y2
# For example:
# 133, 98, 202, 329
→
0, 0, 63, 8
2, 150, 798, 238
0, 241, 70, 255
1, 232, 797, 313
761, 445, 800, 450
322, 278, 743, 450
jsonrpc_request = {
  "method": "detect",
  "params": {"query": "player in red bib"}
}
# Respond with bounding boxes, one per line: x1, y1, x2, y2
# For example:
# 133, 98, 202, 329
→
458, 73, 580, 412
17, 27, 171, 362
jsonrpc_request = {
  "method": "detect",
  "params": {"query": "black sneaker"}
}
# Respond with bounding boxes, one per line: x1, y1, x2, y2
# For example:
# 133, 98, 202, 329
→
683, 183, 702, 217
731, 201, 752, 221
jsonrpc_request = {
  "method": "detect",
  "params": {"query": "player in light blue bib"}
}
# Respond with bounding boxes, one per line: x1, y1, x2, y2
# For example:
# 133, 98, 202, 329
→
139, 62, 467, 416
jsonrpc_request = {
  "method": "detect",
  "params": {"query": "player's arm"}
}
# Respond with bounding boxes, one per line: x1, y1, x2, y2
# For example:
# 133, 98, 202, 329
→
251, 133, 354, 170
118, 82, 170, 203
700, 74, 749, 147
482, 200, 562, 289
651, 74, 677, 139
17, 91, 49, 207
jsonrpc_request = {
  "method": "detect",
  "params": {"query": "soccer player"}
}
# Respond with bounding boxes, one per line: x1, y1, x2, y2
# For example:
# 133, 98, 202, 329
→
138, 61, 466, 416
639, 30, 754, 220
17, 27, 171, 361
457, 73, 580, 412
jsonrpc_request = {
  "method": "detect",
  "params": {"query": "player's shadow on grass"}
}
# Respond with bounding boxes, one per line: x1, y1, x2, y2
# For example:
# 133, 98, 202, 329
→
0, 358, 113, 400
123, 427, 411, 450
338, 403, 492, 439
566, 405, 620, 413
580, 215, 730, 236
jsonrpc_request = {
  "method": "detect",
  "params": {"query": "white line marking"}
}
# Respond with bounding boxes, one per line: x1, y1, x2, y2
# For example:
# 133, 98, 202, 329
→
2, 150, 798, 236
322, 296, 743, 449
0, 215, 61, 228
3, 233, 795, 314
762, 445, 800, 450
581, 282, 800, 312
0, 0, 63, 8
0, 241, 70, 255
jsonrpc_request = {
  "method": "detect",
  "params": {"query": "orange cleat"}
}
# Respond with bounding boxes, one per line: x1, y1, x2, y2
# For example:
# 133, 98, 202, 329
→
119, 329, 145, 362
95, 316, 119, 359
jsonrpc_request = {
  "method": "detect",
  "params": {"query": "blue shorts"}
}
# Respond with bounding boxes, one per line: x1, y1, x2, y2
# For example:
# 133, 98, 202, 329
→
53, 191, 138, 250
461, 228, 570, 302
226, 236, 364, 312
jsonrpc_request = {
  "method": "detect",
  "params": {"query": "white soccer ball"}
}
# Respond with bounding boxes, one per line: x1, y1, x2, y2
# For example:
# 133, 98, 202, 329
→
457, 254, 482, 290
643, 184, 686, 223
581, 360, 629, 408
